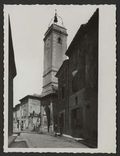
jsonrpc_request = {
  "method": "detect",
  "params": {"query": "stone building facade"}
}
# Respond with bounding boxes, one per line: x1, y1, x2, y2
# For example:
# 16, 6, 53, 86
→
18, 95, 41, 131
56, 9, 98, 147
13, 104, 21, 131
56, 60, 69, 134
8, 17, 17, 136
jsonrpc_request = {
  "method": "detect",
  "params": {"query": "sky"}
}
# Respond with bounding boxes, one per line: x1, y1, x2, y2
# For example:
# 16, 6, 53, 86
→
4, 5, 98, 106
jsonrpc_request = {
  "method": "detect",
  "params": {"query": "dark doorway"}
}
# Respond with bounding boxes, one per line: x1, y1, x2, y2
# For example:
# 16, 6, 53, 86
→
71, 107, 83, 138
59, 113, 64, 135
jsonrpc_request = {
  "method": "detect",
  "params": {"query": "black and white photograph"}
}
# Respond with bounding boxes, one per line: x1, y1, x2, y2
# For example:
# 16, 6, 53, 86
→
4, 5, 116, 153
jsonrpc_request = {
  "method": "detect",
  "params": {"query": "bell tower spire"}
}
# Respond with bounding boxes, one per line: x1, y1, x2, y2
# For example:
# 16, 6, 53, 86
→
48, 10, 64, 28
54, 9, 58, 23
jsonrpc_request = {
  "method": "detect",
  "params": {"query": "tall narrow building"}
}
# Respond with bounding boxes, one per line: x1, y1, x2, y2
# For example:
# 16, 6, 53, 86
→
41, 11, 68, 132
8, 16, 17, 137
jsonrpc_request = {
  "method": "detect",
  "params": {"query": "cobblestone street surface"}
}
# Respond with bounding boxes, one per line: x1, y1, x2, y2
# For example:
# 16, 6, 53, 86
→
13, 132, 88, 148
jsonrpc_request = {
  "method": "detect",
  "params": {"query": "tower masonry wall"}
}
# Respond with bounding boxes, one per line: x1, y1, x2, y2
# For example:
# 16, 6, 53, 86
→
52, 33, 67, 70
42, 24, 67, 96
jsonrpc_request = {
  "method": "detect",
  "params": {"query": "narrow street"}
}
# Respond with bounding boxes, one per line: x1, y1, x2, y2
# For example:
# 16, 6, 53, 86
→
10, 132, 88, 148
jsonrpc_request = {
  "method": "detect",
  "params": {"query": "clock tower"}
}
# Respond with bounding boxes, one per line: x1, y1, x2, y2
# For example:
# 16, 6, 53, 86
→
41, 11, 68, 132
42, 11, 68, 96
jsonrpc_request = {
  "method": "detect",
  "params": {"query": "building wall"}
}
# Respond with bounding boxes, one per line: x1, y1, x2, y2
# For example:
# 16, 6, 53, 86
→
68, 10, 98, 145
57, 61, 69, 134
43, 33, 52, 75
28, 98, 41, 130
52, 31, 67, 69
8, 18, 17, 136
20, 102, 28, 129
19, 97, 41, 131
16, 107, 21, 119
55, 10, 98, 147
28, 98, 41, 116
8, 79, 13, 136
13, 105, 21, 131
21, 101, 28, 118
13, 111, 17, 131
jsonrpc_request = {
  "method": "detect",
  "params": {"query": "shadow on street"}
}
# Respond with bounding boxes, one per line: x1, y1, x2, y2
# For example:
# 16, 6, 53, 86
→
9, 140, 28, 148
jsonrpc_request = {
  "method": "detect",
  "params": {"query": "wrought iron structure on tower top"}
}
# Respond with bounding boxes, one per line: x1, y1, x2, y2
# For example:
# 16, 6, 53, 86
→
48, 9, 64, 27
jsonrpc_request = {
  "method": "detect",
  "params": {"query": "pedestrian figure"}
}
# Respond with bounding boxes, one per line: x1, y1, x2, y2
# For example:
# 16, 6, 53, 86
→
38, 122, 41, 133
59, 116, 63, 136
36, 118, 40, 132
17, 120, 19, 130
33, 124, 35, 131
21, 121, 23, 131
54, 123, 58, 137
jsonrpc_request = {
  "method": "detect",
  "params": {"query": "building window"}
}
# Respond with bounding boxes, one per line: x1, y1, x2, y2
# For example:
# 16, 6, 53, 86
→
61, 86, 65, 99
71, 107, 83, 129
58, 37, 62, 44
72, 72, 79, 93
75, 96, 78, 105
